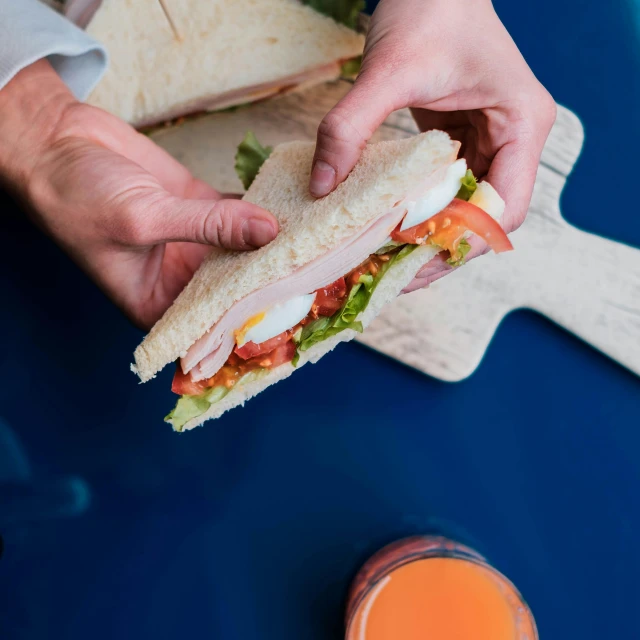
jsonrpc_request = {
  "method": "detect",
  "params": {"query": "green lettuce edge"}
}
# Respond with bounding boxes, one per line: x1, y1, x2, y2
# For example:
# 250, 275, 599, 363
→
293, 244, 419, 360
302, 0, 365, 29
234, 131, 273, 190
165, 371, 265, 432
455, 169, 478, 201
341, 56, 362, 77
446, 237, 472, 267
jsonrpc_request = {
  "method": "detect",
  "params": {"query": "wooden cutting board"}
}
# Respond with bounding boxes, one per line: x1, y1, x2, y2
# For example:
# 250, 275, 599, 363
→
151, 80, 640, 380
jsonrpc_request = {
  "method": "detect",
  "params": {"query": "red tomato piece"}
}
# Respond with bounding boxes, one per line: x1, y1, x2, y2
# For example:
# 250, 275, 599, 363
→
313, 277, 347, 316
251, 340, 297, 369
171, 365, 208, 395
234, 330, 293, 360
391, 198, 513, 254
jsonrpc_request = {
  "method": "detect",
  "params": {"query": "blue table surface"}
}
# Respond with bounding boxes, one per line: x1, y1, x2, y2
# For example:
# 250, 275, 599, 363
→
1, 1, 639, 638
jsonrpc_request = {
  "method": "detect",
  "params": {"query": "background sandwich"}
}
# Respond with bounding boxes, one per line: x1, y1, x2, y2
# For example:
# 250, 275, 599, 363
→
65, 0, 365, 128
132, 131, 513, 431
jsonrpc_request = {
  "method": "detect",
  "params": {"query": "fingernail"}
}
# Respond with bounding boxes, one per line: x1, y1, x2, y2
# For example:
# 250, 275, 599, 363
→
310, 161, 336, 197
243, 218, 276, 247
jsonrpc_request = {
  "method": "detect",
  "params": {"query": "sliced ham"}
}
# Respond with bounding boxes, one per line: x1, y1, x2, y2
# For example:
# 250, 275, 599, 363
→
182, 206, 408, 381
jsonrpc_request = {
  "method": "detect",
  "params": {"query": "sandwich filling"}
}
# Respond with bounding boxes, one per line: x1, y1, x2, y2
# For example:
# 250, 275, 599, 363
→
167, 162, 512, 430
135, 61, 352, 130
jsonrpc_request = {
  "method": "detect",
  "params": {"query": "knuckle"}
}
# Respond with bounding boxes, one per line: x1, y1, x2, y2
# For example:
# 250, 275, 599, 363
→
111, 203, 151, 246
202, 200, 238, 247
24, 169, 52, 212
318, 108, 367, 150
511, 87, 557, 144
535, 89, 557, 128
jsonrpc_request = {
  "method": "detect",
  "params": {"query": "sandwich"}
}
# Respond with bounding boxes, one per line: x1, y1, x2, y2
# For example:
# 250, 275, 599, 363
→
132, 131, 513, 431
64, 0, 365, 128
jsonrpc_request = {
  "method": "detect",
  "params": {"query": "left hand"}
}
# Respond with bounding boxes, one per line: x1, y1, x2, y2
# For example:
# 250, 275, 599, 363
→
0, 61, 278, 329
310, 0, 556, 291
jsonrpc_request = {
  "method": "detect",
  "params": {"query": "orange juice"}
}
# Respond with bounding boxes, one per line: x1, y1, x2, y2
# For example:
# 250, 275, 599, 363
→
346, 536, 537, 640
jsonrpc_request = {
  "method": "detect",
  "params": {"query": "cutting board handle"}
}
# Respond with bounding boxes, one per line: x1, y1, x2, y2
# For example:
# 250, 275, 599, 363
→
526, 224, 640, 376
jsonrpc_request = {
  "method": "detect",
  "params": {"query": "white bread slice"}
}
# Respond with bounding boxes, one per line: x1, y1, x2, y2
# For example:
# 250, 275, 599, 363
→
84, 0, 365, 127
178, 242, 440, 429
132, 131, 460, 382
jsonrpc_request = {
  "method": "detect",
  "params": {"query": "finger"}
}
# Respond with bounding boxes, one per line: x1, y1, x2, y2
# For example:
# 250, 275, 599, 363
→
128, 133, 205, 196
119, 194, 278, 251
161, 197, 278, 250
87, 109, 224, 198
484, 139, 539, 233
486, 97, 556, 233
310, 70, 404, 197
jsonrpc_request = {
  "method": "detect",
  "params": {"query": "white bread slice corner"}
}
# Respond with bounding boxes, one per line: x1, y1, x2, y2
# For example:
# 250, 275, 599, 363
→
177, 242, 440, 429
132, 130, 460, 382
84, 0, 365, 127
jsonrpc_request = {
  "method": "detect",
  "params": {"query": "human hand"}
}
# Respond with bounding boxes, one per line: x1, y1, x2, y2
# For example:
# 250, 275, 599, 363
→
310, 0, 556, 291
0, 60, 278, 328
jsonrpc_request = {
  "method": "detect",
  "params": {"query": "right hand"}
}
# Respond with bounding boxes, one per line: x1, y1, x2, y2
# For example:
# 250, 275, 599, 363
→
0, 60, 278, 329
310, 0, 556, 292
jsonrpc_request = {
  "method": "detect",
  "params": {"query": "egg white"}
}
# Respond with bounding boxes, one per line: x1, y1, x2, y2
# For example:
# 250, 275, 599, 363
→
399, 159, 468, 231
239, 293, 316, 346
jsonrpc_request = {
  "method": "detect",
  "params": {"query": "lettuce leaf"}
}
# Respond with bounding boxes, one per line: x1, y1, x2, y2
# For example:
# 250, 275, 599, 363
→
341, 56, 362, 77
235, 132, 273, 190
165, 371, 264, 432
303, 0, 365, 29
294, 244, 419, 357
446, 238, 472, 267
165, 389, 226, 432
455, 169, 478, 201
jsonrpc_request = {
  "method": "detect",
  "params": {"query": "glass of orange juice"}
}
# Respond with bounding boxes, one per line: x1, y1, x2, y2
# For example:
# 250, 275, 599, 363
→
345, 536, 537, 640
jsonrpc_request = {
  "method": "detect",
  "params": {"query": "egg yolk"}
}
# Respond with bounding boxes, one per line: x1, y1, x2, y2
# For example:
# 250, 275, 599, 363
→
234, 312, 266, 345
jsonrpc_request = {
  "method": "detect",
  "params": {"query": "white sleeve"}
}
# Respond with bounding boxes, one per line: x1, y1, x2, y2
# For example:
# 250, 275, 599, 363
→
0, 0, 107, 100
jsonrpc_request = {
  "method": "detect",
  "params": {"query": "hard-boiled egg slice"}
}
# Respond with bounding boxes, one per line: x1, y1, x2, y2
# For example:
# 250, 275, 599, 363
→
399, 158, 467, 231
236, 293, 316, 347
469, 181, 505, 219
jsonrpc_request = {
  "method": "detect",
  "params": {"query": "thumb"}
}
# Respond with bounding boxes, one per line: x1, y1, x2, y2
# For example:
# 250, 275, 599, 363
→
136, 194, 278, 250
310, 70, 403, 197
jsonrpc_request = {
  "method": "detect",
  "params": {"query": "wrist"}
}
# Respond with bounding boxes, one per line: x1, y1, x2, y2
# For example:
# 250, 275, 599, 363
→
0, 59, 77, 194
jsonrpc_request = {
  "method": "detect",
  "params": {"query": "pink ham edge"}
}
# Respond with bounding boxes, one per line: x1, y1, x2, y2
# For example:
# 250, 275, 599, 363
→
128, 62, 343, 129
182, 207, 407, 381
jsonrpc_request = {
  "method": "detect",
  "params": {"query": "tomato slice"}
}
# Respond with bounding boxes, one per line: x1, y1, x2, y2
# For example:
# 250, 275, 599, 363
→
234, 329, 293, 360
312, 277, 347, 316
250, 340, 297, 369
390, 198, 513, 254
171, 365, 209, 396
